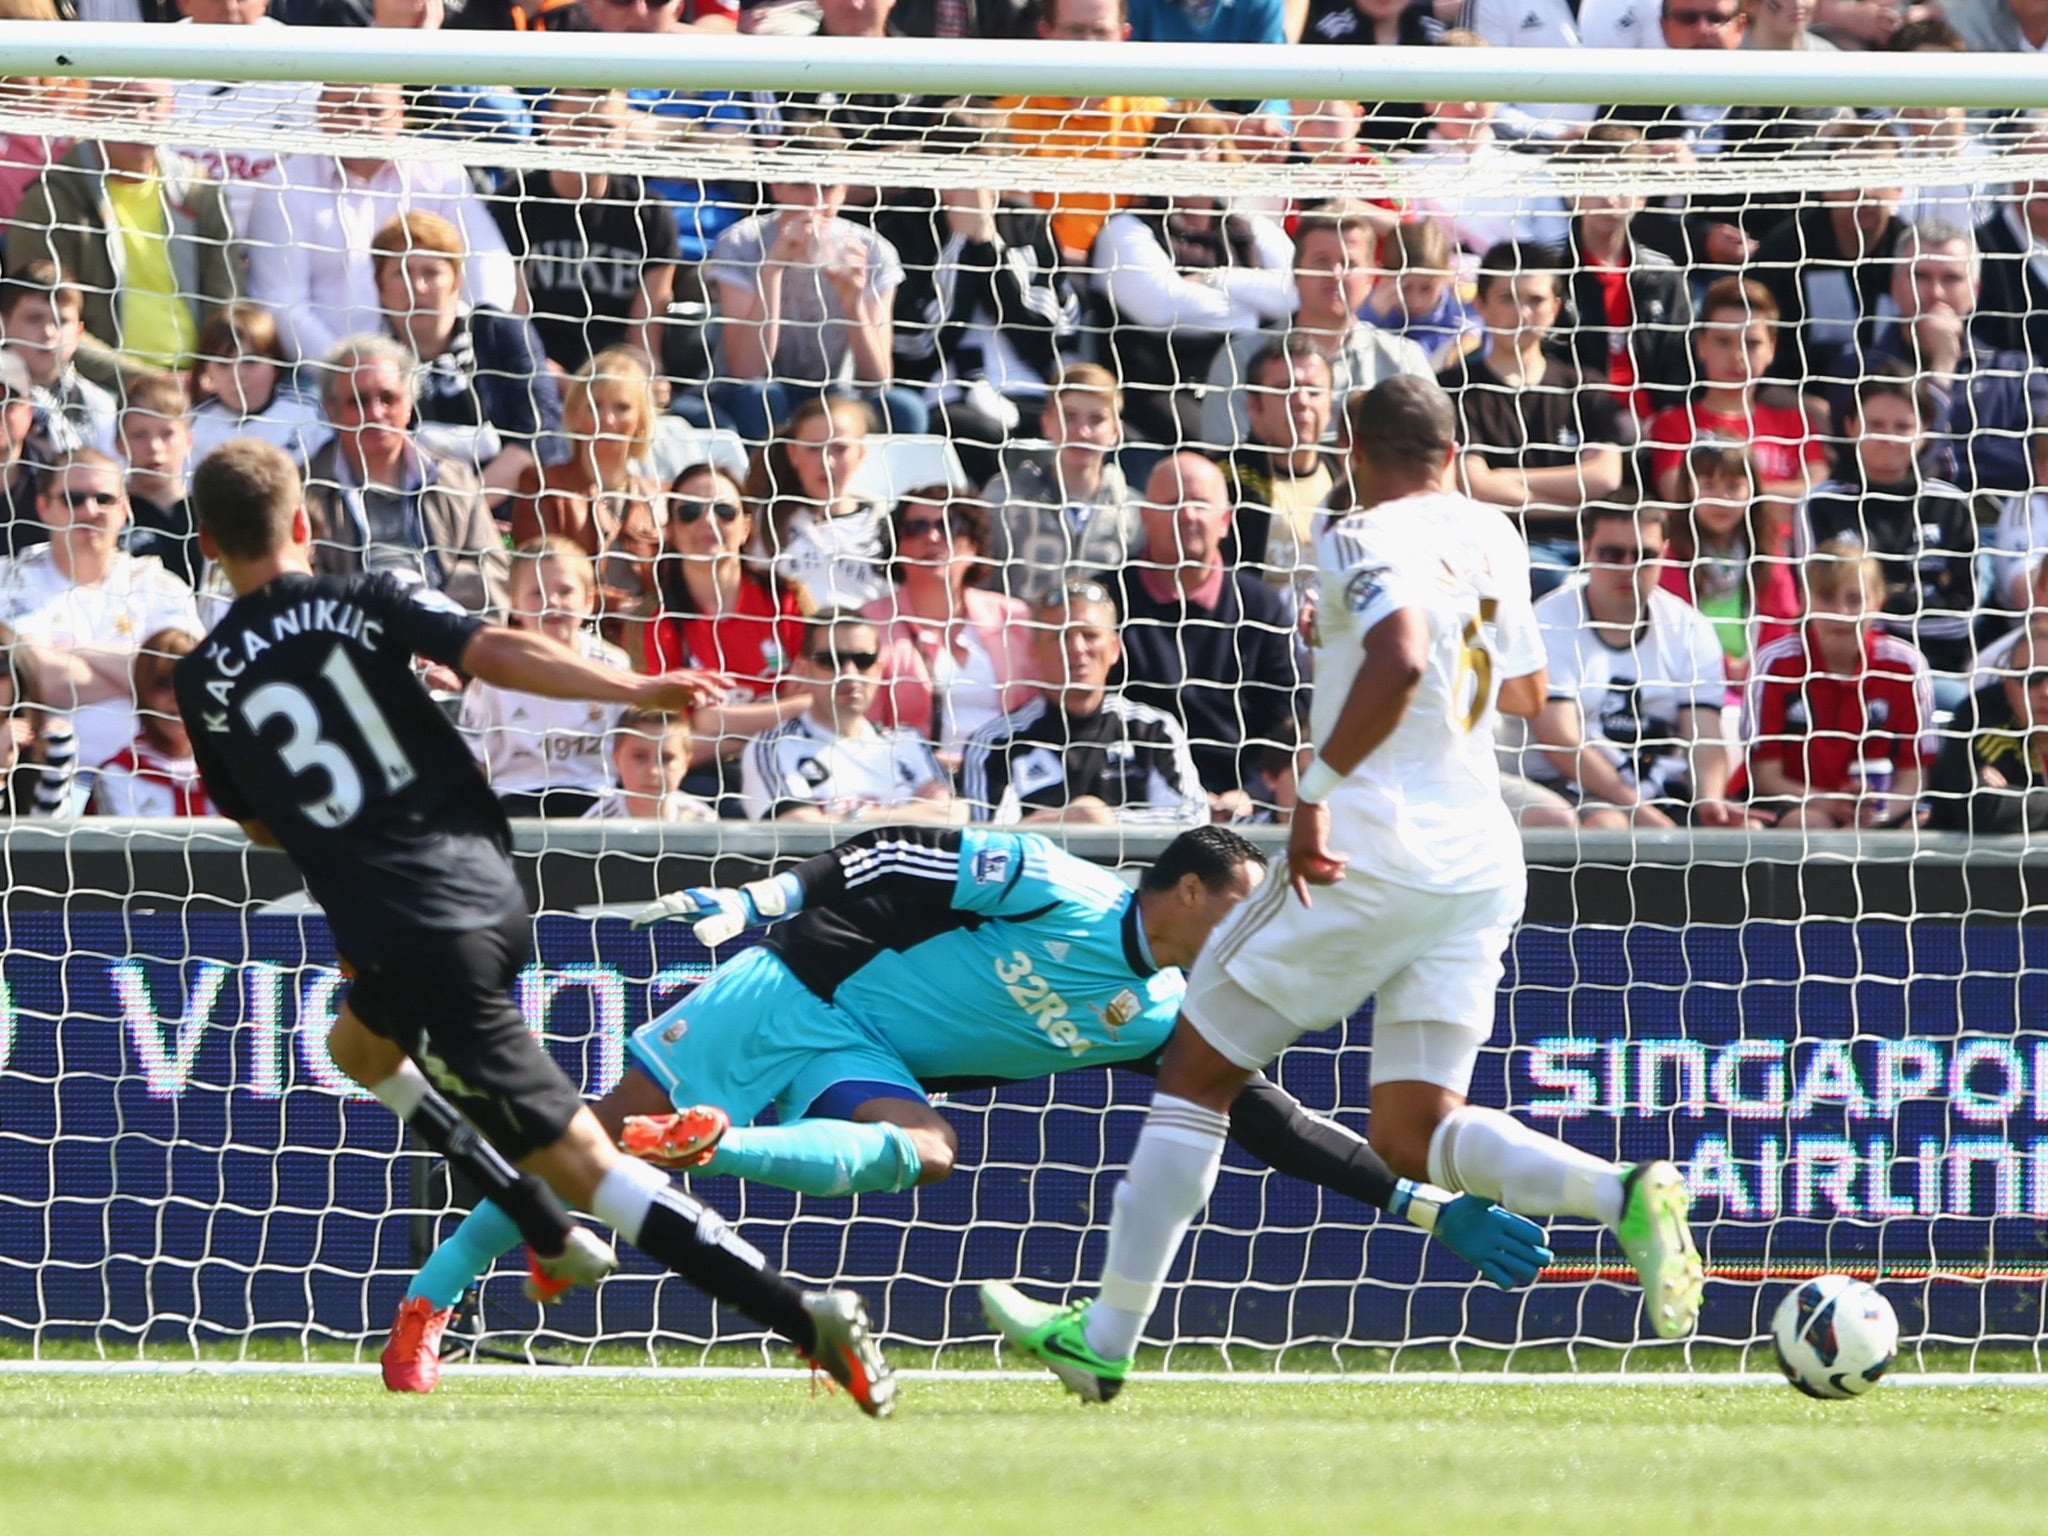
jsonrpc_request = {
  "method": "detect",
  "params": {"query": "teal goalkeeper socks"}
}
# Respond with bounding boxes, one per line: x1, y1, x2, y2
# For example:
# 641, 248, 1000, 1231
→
702, 1119, 922, 1197
409, 1198, 522, 1310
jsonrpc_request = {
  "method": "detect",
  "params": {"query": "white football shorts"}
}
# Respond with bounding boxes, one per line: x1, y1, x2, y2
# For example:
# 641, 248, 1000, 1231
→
1182, 867, 1522, 1094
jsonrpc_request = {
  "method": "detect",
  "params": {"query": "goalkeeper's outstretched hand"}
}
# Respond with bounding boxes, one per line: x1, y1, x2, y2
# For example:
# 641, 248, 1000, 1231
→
1433, 1196, 1552, 1290
630, 877, 792, 945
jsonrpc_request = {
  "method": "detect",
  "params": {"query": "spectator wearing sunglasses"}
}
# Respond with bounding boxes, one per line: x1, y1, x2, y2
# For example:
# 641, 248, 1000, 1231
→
1929, 616, 2048, 834
1514, 501, 1741, 828
646, 462, 812, 774
0, 448, 202, 784
740, 612, 954, 822
862, 489, 1038, 770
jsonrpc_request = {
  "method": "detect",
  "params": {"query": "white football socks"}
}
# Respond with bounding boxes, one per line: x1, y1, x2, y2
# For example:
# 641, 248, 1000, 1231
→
368, 1058, 430, 1118
590, 1155, 667, 1245
1426, 1104, 1625, 1227
1083, 1094, 1230, 1363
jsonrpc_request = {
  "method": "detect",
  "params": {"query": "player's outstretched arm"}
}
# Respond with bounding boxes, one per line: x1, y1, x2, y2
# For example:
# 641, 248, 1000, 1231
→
634, 825, 975, 942
459, 624, 726, 714
1224, 1074, 1552, 1290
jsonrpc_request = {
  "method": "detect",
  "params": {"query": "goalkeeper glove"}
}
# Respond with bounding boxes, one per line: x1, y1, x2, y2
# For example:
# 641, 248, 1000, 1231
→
630, 872, 802, 946
1392, 1181, 1551, 1291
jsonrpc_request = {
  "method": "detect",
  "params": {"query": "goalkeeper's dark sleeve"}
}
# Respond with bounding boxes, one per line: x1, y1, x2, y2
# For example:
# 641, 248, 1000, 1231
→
785, 825, 966, 911
1225, 1074, 1401, 1213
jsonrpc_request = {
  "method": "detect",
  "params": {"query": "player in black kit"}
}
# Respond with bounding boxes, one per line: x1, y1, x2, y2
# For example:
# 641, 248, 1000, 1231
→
174, 440, 894, 1416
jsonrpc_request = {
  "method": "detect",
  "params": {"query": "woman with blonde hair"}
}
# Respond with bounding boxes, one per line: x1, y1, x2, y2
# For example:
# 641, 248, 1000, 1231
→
510, 345, 662, 642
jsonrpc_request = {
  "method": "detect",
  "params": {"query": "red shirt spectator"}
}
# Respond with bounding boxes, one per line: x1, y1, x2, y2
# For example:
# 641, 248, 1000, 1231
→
1740, 626, 1931, 797
1646, 399, 1826, 494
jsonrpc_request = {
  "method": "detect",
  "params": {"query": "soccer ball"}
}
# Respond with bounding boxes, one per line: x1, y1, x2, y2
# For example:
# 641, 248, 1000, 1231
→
1770, 1275, 1899, 1399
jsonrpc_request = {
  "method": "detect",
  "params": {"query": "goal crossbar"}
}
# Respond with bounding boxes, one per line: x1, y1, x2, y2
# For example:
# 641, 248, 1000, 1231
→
2, 23, 2048, 111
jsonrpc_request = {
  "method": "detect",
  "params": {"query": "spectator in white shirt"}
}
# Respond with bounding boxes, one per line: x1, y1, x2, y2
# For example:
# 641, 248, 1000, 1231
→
741, 612, 955, 821
246, 81, 517, 364
1522, 501, 1743, 829
0, 448, 203, 778
459, 537, 633, 818
582, 707, 717, 821
167, 0, 324, 234
752, 394, 891, 612
1091, 108, 1295, 447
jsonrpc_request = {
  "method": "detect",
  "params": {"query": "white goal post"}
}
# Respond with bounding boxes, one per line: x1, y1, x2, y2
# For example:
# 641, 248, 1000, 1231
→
0, 28, 2046, 1375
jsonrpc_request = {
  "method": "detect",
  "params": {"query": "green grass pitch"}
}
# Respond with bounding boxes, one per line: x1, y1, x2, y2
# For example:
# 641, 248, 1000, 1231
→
3, 1374, 2045, 1536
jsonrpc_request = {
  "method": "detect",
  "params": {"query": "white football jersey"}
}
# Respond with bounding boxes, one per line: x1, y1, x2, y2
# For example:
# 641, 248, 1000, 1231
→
458, 630, 630, 795
1311, 491, 1543, 893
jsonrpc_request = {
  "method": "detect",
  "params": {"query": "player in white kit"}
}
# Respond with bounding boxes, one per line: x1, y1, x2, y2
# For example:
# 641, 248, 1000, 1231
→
984, 377, 1705, 1401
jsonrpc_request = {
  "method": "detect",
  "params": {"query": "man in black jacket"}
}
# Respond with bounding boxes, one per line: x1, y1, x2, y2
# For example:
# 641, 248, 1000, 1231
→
1972, 125, 2048, 367
1559, 125, 1694, 418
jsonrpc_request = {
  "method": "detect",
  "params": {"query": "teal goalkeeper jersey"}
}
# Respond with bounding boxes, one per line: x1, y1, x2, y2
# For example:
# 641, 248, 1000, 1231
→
762, 828, 1187, 1085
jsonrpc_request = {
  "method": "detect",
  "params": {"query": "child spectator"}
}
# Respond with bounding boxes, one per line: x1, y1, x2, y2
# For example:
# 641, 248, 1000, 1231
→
1439, 241, 1627, 588
458, 537, 630, 817
740, 611, 954, 822
982, 363, 1142, 607
0, 619, 77, 817
1802, 368, 1977, 680
509, 346, 662, 641
751, 395, 891, 612
1658, 442, 1800, 677
186, 302, 331, 467
582, 709, 716, 822
90, 629, 213, 817
1360, 218, 1479, 371
116, 372, 197, 588
1646, 277, 1826, 504
1522, 502, 1741, 828
1739, 538, 1933, 830
0, 264, 117, 462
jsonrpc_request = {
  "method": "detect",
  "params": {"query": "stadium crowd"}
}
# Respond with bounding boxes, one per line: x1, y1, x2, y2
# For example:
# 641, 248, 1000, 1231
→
0, 0, 2044, 831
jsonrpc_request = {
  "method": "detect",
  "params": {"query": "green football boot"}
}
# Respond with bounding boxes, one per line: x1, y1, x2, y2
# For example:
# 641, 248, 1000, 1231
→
980, 1282, 1131, 1403
1615, 1159, 1704, 1339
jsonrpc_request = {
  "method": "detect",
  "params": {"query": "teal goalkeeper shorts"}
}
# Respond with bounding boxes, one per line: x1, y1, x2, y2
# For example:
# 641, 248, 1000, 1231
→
625, 945, 924, 1126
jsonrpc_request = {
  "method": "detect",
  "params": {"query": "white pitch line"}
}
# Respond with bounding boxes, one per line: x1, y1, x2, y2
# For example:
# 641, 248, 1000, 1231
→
0, 1362, 2042, 1387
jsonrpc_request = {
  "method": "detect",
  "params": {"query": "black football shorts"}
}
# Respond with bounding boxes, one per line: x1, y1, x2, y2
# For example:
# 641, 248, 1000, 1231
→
344, 906, 583, 1161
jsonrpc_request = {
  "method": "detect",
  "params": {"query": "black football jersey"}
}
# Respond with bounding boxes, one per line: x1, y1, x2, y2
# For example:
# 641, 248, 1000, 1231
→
174, 572, 523, 957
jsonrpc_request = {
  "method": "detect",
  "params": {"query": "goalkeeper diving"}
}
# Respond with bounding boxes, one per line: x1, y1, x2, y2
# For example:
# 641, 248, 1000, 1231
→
384, 825, 1552, 1391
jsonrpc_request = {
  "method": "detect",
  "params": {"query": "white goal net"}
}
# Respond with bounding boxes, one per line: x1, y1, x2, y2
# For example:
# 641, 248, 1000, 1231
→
0, 29, 2046, 1374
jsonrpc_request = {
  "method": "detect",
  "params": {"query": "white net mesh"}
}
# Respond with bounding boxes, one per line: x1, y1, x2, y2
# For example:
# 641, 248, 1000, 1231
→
0, 37, 2045, 1372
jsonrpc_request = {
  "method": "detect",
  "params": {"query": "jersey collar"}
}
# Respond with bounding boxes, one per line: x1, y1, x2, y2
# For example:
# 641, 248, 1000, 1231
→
1121, 893, 1158, 977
